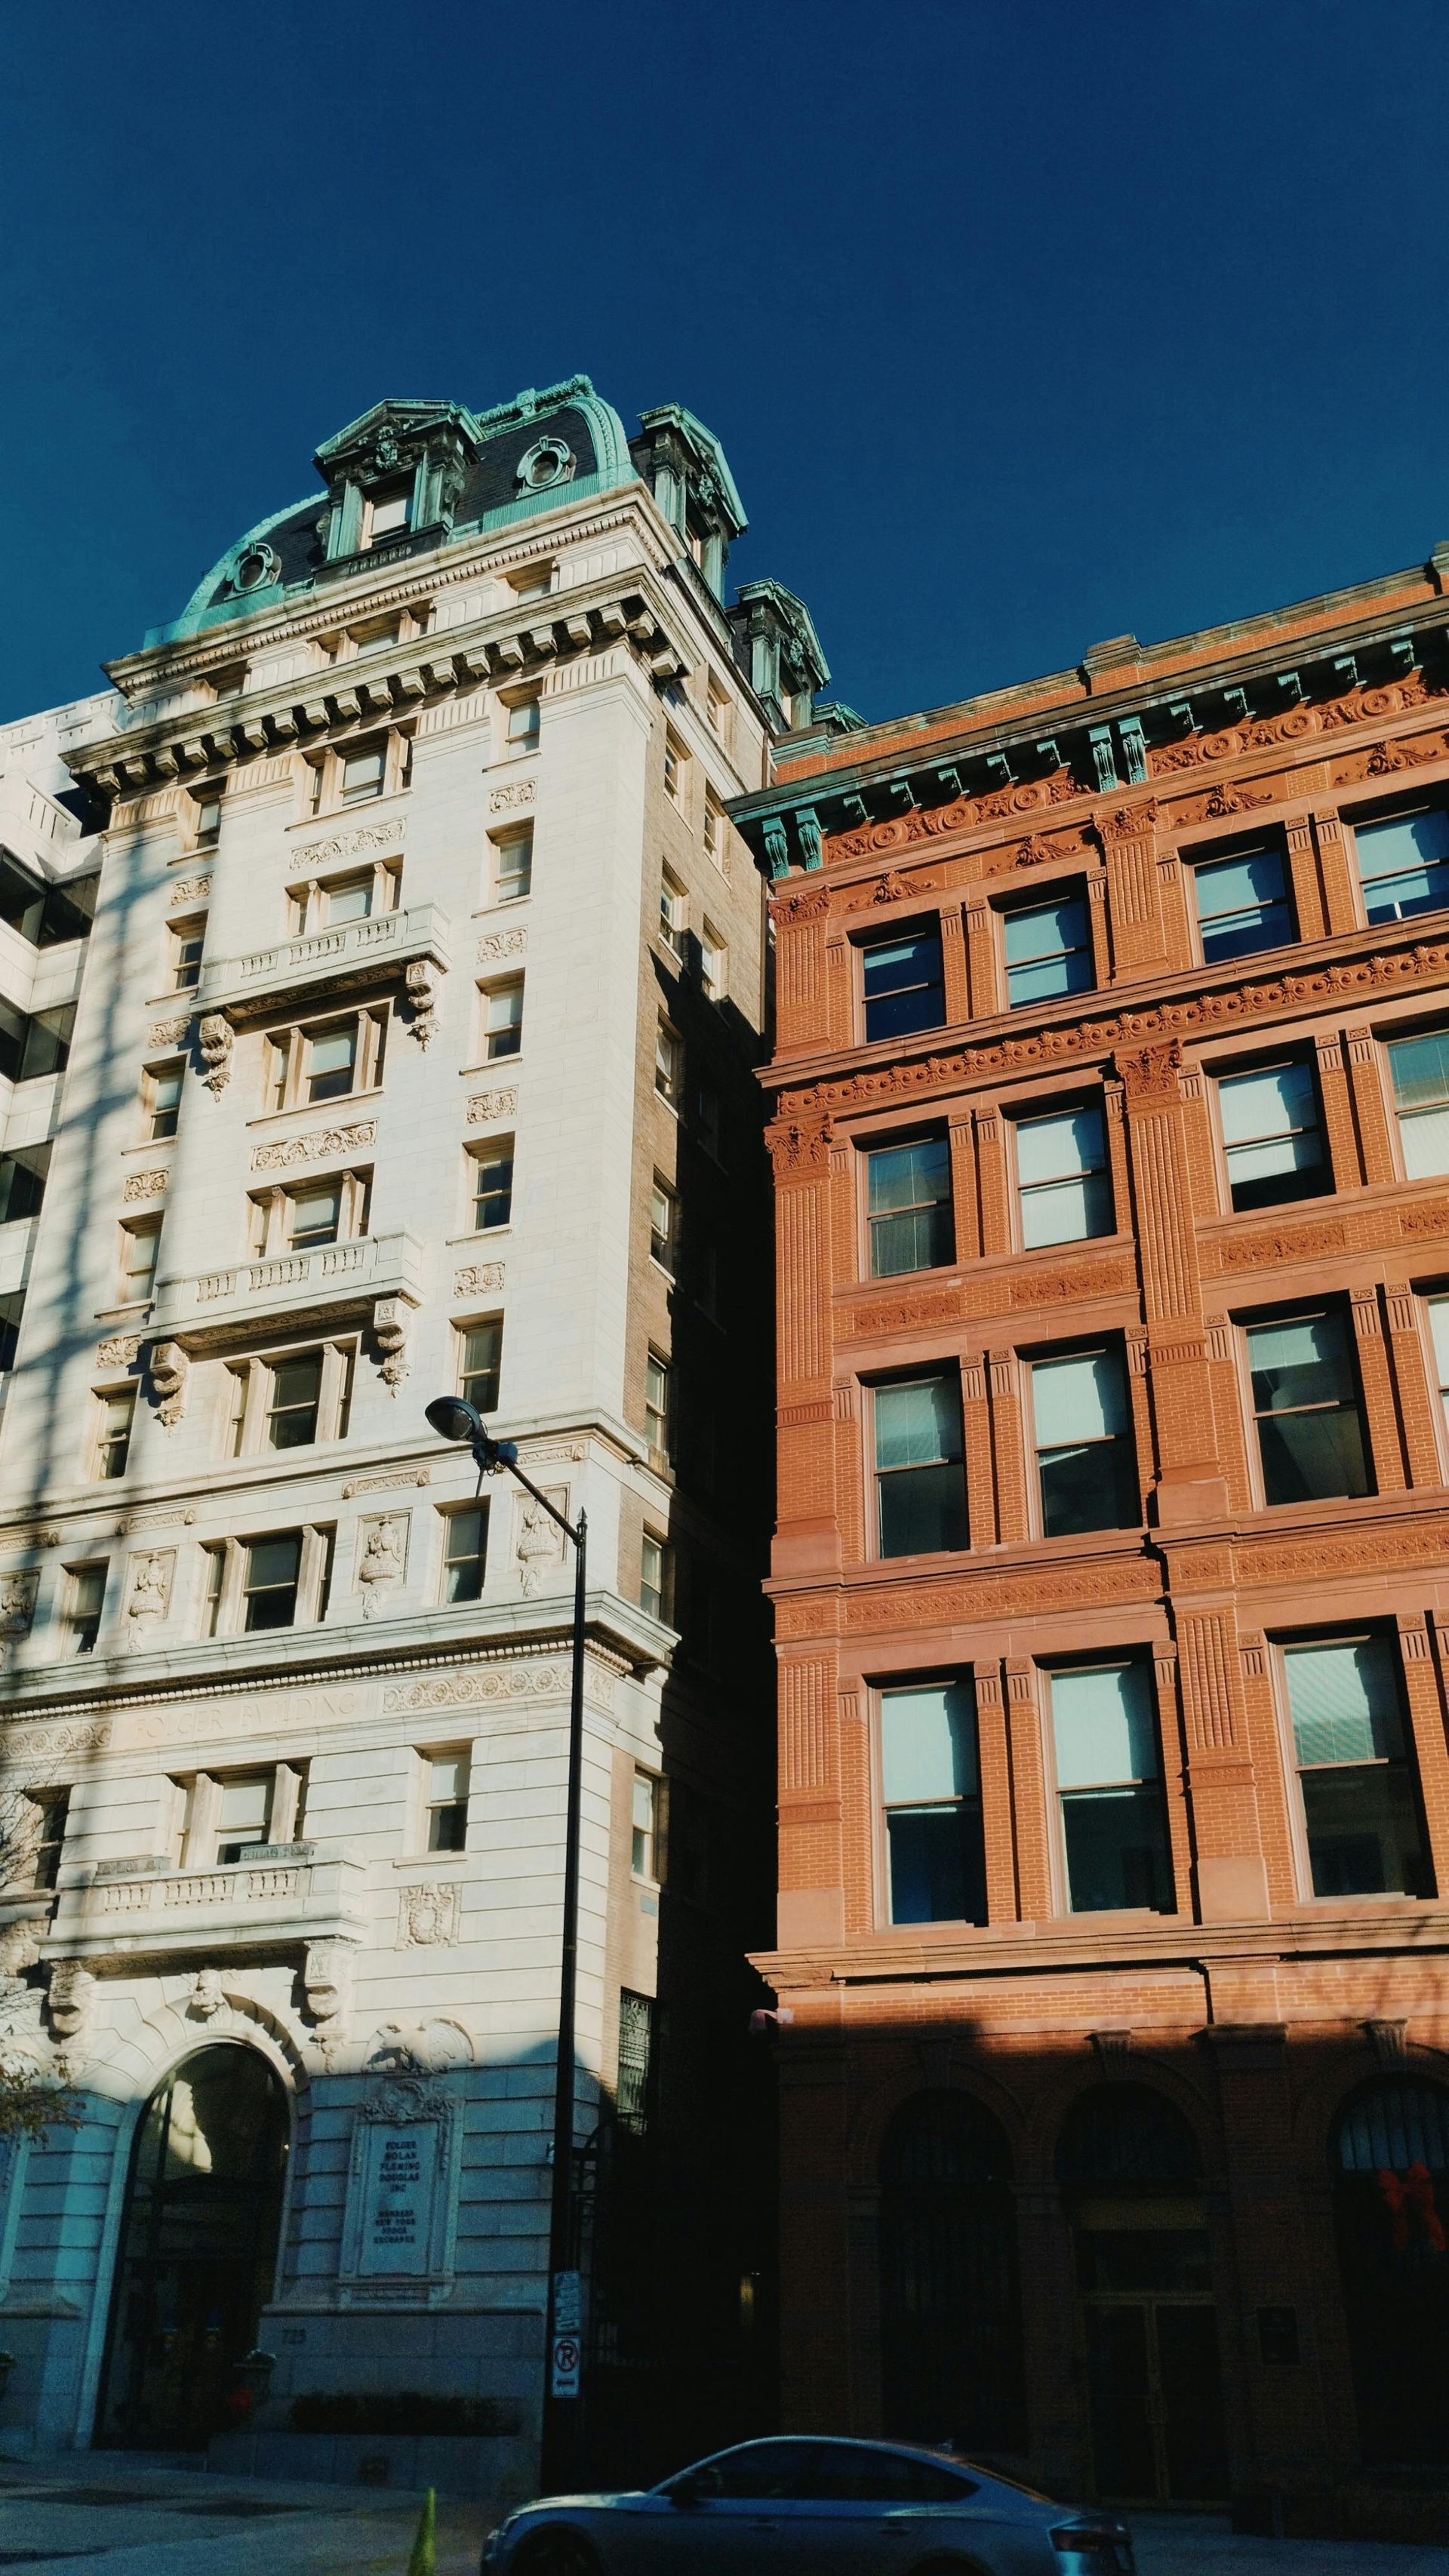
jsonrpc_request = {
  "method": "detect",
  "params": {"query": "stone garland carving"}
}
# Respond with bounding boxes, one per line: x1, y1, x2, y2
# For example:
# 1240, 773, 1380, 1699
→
303, 1940, 355, 2059
372, 1297, 411, 1391
384, 1661, 578, 1715
251, 1120, 377, 1173
489, 779, 535, 812
125, 1549, 174, 1648
454, 1261, 504, 1296
357, 1513, 408, 1618
167, 875, 212, 906
0, 1530, 60, 1555
476, 928, 525, 964
1213, 1220, 1348, 1272
97, 1336, 141, 1369
367, 2015, 472, 2072
465, 1088, 517, 1127
294, 817, 404, 866
405, 959, 440, 1048
343, 1467, 431, 1500
149, 1342, 189, 1427
198, 1014, 233, 1093
122, 1168, 168, 1204
397, 1883, 462, 1949
115, 1504, 195, 1534
148, 1014, 193, 1048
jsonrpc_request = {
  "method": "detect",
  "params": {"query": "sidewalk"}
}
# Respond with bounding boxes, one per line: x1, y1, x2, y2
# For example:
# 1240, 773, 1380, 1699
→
0, 2452, 491, 2576
1129, 2512, 1449, 2575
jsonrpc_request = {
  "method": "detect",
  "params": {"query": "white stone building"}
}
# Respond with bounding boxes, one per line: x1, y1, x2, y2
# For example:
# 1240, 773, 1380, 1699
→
0, 379, 827, 2470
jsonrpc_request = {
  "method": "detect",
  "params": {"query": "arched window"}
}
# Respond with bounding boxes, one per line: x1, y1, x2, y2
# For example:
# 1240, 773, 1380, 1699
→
879, 2091, 1025, 2453
1332, 2076, 1449, 2470
1055, 2082, 1201, 2188
96, 2045, 289, 2451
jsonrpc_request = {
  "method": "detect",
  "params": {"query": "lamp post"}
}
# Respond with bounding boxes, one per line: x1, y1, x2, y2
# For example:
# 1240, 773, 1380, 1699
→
423, 1396, 586, 2496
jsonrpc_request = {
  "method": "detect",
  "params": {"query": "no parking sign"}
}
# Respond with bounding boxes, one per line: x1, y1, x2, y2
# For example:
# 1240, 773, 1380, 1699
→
551, 2269, 583, 2398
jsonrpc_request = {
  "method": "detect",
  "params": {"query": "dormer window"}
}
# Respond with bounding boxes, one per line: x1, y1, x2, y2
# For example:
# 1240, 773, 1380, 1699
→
516, 436, 574, 494
365, 487, 411, 546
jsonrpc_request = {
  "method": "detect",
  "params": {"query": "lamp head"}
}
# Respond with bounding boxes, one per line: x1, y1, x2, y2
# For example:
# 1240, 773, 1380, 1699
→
425, 1394, 483, 1445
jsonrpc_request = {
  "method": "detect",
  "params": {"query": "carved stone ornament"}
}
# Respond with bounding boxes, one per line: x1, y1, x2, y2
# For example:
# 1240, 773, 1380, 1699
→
149, 1341, 189, 1428
357, 1513, 408, 1618
515, 1488, 567, 1598
1112, 1039, 1184, 1102
383, 1656, 611, 1715
198, 1014, 233, 1093
0, 1919, 42, 1984
343, 1467, 430, 1500
397, 1882, 462, 1949
366, 2015, 472, 2073
97, 1336, 141, 1369
489, 779, 535, 813
148, 1015, 192, 1049
303, 1939, 355, 2057
454, 1262, 504, 1297
125, 1548, 174, 1647
768, 1118, 834, 1172
0, 1569, 39, 1645
167, 875, 212, 906
122, 1168, 168, 1204
405, 959, 440, 1048
465, 1088, 517, 1127
476, 928, 525, 965
251, 1120, 377, 1174
47, 1961, 96, 2060
189, 1967, 226, 2020
294, 817, 403, 867
372, 1297, 411, 1392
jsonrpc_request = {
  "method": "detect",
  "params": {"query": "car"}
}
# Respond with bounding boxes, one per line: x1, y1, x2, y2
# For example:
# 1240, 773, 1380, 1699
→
479, 2433, 1135, 2574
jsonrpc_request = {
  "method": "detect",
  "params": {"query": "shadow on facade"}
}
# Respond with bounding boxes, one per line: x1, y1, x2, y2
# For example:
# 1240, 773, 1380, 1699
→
763, 1995, 1449, 2542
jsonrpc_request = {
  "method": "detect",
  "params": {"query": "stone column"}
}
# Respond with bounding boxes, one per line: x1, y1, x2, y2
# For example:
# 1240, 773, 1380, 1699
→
772, 885, 832, 1055
1115, 1039, 1229, 1522
940, 903, 971, 1025
777, 1650, 844, 1948
1312, 1034, 1360, 1192
1349, 1286, 1406, 1492
1398, 1617, 1449, 1893
1311, 808, 1359, 937
1343, 1025, 1397, 1185
961, 1353, 996, 1552
1383, 1281, 1444, 1488
1004, 1657, 1053, 1921
771, 1118, 839, 1577
974, 1106, 1013, 1257
974, 1660, 1017, 1923
1097, 801, 1169, 977
964, 900, 1001, 1017
1172, 1596, 1270, 1922
947, 1110, 980, 1262
989, 1347, 1030, 1543
1284, 814, 1328, 941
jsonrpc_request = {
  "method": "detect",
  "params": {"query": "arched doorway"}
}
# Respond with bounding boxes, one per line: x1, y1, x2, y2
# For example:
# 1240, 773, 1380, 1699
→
1333, 2075, 1449, 2469
879, 2091, 1026, 2453
96, 2044, 289, 2449
1057, 2082, 1226, 2505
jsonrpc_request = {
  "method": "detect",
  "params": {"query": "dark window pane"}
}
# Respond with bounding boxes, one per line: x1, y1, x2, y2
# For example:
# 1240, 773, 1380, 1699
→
887, 1803, 986, 1924
1300, 1765, 1429, 1897
38, 874, 97, 946
862, 933, 945, 1042
1194, 850, 1294, 963
1257, 1405, 1369, 1505
1039, 1438, 1139, 1536
0, 1294, 21, 1372
0, 1145, 48, 1223
870, 1201, 954, 1277
1062, 1784, 1173, 1912
18, 1005, 74, 1081
878, 1460, 968, 1556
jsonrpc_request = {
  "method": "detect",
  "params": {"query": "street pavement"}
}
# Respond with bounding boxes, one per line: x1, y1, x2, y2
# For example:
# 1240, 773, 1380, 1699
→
0, 2457, 1444, 2574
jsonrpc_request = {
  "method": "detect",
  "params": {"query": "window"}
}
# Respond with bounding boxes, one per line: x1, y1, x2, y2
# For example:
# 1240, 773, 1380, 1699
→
168, 919, 205, 993
20, 1792, 69, 1891
703, 794, 723, 862
694, 1079, 721, 1159
650, 1177, 677, 1271
510, 563, 552, 601
1217, 1060, 1327, 1213
93, 1387, 135, 1481
1192, 845, 1294, 963
640, 1531, 671, 1622
617, 1990, 655, 2133
1281, 1635, 1429, 1897
484, 978, 523, 1060
881, 1679, 986, 1925
424, 1751, 470, 1851
645, 1349, 672, 1460
700, 922, 728, 999
0, 850, 94, 947
266, 1351, 325, 1450
120, 1219, 162, 1301
321, 873, 375, 926
0, 1000, 75, 1082
873, 1373, 967, 1556
0, 1292, 21, 1372
192, 788, 223, 849
506, 697, 540, 752
441, 1505, 488, 1604
1002, 896, 1093, 1007
215, 1775, 272, 1864
1030, 1346, 1137, 1535
1049, 1661, 1172, 1913
144, 1060, 184, 1141
366, 488, 411, 543
248, 1171, 370, 1257
0, 1143, 49, 1223
471, 1140, 513, 1232
287, 1180, 344, 1248
339, 743, 386, 805
495, 826, 533, 903
663, 736, 683, 801
866, 1135, 953, 1278
459, 1319, 502, 1414
1352, 805, 1449, 925
660, 870, 687, 960
242, 1531, 303, 1631
1387, 1026, 1449, 1179
1247, 1309, 1369, 1505
61, 1564, 106, 1656
861, 929, 946, 1042
632, 1772, 659, 1878
1428, 1299, 1449, 1440
1014, 1104, 1112, 1248
655, 1020, 682, 1103
306, 1018, 359, 1102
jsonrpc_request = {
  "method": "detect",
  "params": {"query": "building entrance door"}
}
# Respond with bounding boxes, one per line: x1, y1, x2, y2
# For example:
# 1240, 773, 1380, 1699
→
94, 2044, 289, 2450
1079, 2261, 1228, 2503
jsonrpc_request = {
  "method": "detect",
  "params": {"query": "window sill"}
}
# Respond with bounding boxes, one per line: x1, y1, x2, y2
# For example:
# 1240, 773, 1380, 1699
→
448, 1227, 512, 1249
459, 1055, 525, 1080
392, 1852, 471, 1873
287, 786, 411, 836
245, 1085, 386, 1133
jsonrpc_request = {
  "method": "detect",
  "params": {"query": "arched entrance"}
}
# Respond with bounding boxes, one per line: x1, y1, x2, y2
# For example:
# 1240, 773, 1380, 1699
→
1333, 2076, 1449, 2469
96, 2044, 289, 2449
879, 2091, 1025, 2453
1057, 2082, 1227, 2505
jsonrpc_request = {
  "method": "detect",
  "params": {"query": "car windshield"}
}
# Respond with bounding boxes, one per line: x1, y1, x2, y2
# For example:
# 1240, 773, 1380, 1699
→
654, 2439, 989, 2504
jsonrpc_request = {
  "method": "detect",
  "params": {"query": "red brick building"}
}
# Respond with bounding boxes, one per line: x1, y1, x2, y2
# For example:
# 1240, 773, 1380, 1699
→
730, 557, 1449, 2532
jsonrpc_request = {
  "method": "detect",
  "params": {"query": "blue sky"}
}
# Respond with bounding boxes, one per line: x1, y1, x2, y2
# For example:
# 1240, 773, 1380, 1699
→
3, 1, 1447, 730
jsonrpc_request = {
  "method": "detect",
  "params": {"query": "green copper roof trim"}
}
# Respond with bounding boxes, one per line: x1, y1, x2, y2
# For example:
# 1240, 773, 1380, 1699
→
149, 493, 316, 647
636, 403, 747, 535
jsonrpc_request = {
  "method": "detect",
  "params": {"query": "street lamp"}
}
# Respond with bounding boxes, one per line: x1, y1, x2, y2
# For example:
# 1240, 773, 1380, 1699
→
423, 1394, 586, 2494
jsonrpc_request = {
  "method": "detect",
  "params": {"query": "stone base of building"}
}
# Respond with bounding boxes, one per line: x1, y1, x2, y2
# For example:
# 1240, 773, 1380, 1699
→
205, 2425, 535, 2502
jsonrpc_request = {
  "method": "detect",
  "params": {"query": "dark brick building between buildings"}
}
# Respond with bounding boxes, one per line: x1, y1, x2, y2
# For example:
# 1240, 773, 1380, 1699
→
730, 549, 1449, 2534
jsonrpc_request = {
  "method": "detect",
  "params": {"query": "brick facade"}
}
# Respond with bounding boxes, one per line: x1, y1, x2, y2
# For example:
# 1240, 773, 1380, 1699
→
734, 563, 1449, 2530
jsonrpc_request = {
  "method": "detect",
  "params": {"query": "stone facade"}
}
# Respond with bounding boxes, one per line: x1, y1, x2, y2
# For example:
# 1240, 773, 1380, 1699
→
0, 378, 822, 2473
735, 562, 1449, 2530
